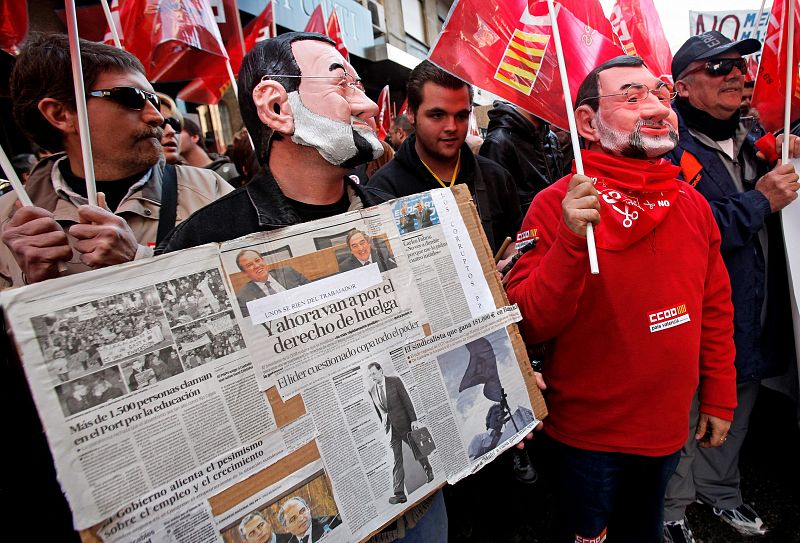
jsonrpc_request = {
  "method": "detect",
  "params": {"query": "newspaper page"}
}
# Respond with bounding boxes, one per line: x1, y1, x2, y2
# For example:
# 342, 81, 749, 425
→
217, 188, 494, 398
1, 185, 546, 543
0, 246, 280, 529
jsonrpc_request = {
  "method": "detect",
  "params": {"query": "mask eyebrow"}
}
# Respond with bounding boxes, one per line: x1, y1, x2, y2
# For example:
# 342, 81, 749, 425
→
329, 62, 346, 73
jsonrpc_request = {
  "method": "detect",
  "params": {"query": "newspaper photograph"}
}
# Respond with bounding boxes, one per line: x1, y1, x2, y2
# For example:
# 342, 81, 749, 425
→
1, 246, 279, 529
218, 188, 493, 397
1, 186, 546, 543
215, 458, 343, 543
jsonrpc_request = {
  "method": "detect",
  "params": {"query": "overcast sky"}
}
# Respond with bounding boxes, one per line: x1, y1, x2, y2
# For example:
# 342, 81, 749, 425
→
597, 0, 772, 53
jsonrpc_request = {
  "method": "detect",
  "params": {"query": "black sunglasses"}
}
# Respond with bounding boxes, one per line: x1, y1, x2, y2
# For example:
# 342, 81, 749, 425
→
685, 58, 748, 78
87, 86, 160, 110
161, 117, 182, 132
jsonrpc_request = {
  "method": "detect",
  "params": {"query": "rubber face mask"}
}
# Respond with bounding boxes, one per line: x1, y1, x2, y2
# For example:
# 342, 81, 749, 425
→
287, 91, 383, 168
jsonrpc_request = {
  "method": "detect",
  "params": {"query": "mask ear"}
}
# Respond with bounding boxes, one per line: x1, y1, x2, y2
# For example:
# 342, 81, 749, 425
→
252, 80, 294, 136
575, 104, 600, 143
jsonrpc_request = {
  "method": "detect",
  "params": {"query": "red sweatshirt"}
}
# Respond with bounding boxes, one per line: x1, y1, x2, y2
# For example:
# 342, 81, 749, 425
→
505, 151, 737, 456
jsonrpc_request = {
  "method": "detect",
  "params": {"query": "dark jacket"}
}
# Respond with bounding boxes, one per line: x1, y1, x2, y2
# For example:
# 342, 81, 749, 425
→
666, 107, 794, 382
366, 134, 522, 253
479, 100, 564, 212
158, 169, 377, 252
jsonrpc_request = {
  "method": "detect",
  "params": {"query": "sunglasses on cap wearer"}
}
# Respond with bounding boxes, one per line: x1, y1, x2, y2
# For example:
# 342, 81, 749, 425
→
682, 58, 748, 78
161, 117, 182, 132
86, 86, 160, 111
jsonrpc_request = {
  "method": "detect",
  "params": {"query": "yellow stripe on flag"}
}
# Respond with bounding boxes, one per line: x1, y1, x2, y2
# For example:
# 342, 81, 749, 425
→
504, 48, 542, 71
495, 72, 533, 94
499, 62, 537, 81
512, 30, 550, 45
493, 28, 550, 96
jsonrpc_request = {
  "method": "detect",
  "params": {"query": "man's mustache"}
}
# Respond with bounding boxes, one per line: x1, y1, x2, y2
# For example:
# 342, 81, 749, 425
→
136, 126, 163, 140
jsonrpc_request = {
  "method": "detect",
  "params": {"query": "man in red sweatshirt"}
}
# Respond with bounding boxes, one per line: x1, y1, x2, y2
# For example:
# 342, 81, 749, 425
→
505, 55, 737, 543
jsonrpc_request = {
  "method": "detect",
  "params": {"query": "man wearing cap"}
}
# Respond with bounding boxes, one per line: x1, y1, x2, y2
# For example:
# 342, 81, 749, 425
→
663, 31, 800, 541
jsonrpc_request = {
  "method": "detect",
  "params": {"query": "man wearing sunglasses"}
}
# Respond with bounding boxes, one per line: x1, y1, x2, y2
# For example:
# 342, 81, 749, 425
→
0, 34, 232, 290
505, 55, 737, 542
159, 32, 448, 543
663, 32, 800, 542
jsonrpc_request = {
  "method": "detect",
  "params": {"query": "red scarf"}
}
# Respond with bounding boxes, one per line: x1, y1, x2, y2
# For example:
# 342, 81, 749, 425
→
574, 150, 682, 250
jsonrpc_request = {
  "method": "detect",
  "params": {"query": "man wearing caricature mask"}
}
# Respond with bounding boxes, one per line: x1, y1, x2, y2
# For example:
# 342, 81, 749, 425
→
158, 32, 383, 250
159, 32, 449, 542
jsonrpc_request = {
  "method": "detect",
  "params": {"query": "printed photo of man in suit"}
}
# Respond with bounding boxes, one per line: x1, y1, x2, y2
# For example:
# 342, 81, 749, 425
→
277, 497, 341, 543
235, 249, 310, 317
367, 362, 434, 504
338, 230, 397, 273
238, 510, 291, 543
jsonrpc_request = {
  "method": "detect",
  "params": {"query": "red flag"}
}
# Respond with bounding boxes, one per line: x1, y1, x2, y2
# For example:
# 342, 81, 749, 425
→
305, 4, 326, 34
243, 0, 275, 52
0, 0, 28, 55
751, 0, 800, 132
179, 0, 275, 104
376, 85, 391, 140
326, 8, 349, 60
609, 0, 672, 80
120, 0, 229, 82
534, 0, 618, 45
398, 97, 408, 116
102, 0, 123, 47
429, 0, 623, 130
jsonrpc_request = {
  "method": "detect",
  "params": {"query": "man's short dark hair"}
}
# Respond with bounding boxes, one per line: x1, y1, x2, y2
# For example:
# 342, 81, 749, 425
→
238, 32, 335, 166
367, 362, 382, 371
575, 55, 646, 112
182, 118, 206, 151
391, 114, 414, 133
406, 60, 474, 114
10, 32, 146, 152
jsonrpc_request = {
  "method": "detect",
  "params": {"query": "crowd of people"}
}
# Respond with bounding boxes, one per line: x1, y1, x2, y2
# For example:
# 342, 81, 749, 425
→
0, 23, 798, 543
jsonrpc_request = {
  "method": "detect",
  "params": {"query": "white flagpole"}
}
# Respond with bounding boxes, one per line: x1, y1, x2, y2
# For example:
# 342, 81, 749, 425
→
782, 0, 795, 164
546, 0, 599, 274
65, 0, 98, 207
99, 0, 122, 49
225, 58, 256, 151
0, 144, 33, 207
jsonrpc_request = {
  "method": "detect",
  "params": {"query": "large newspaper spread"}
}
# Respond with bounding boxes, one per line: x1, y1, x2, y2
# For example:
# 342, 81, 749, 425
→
1, 186, 546, 543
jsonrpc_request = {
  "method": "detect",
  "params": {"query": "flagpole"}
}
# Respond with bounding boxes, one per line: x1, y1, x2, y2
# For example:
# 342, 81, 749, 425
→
782, 0, 795, 163
65, 0, 98, 207
546, 0, 599, 274
0, 144, 33, 207
99, 0, 122, 49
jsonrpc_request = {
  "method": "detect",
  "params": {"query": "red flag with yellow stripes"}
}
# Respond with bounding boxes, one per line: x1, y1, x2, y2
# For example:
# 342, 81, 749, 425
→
429, 0, 623, 130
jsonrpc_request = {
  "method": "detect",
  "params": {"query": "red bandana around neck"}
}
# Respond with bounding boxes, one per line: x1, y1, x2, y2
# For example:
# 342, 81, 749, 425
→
575, 150, 682, 251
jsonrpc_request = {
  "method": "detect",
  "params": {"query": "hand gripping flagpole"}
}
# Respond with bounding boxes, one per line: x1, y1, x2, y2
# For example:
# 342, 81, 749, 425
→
782, 0, 795, 164
0, 144, 33, 207
99, 0, 122, 49
65, 0, 98, 207
546, 0, 599, 274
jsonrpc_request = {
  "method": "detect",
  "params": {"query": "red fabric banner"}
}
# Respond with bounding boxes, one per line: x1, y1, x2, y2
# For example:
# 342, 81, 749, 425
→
609, 0, 672, 79
752, 0, 800, 132
429, 0, 623, 130
305, 4, 326, 34
376, 85, 391, 140
326, 8, 349, 61
120, 0, 228, 82
0, 0, 27, 55
179, 0, 275, 104
102, 0, 123, 47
